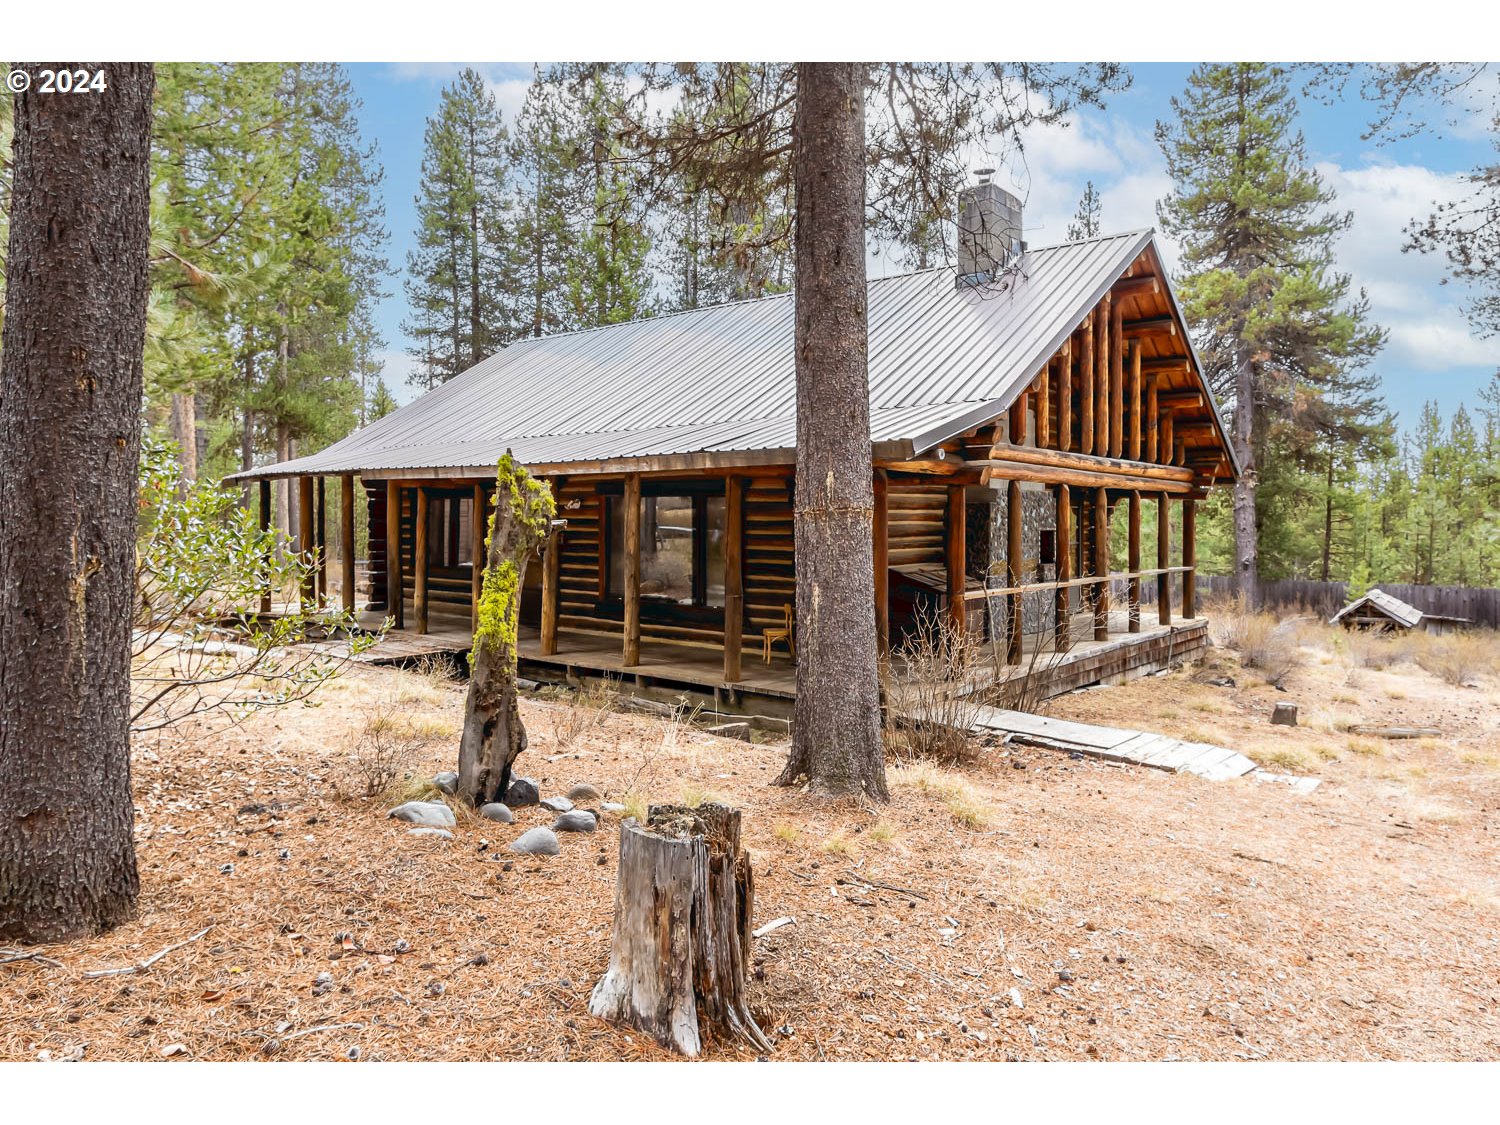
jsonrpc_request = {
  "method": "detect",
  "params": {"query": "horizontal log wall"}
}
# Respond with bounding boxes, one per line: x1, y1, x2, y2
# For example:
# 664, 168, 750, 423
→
364, 482, 388, 608
743, 476, 795, 640
887, 481, 947, 567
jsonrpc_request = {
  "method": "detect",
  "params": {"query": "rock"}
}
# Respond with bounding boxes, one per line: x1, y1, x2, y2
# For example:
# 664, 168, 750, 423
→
407, 827, 453, 840
1271, 702, 1299, 727
553, 810, 598, 833
566, 782, 602, 802
1057, 969, 1075, 982
432, 771, 459, 795
387, 801, 456, 828
511, 827, 561, 856
707, 721, 752, 742
1206, 676, 1236, 688
480, 802, 514, 824
540, 795, 574, 813
504, 777, 540, 808
600, 802, 627, 815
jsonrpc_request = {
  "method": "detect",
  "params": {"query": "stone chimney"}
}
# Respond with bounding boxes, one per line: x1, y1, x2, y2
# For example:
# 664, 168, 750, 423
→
957, 169, 1024, 286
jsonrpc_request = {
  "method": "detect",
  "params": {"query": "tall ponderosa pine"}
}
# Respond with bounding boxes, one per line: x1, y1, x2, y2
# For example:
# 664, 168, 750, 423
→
1156, 63, 1384, 606
404, 67, 511, 388
1067, 181, 1102, 240
0, 63, 155, 942
511, 79, 584, 338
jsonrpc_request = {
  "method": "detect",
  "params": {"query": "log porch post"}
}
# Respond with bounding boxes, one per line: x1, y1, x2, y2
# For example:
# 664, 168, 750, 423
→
414, 486, 429, 635
1157, 492, 1172, 626
723, 475, 743, 682
298, 475, 315, 612
315, 475, 328, 606
472, 481, 486, 635
1095, 294, 1110, 456
1080, 313, 1095, 454
1007, 479, 1023, 664
386, 481, 404, 629
1127, 490, 1141, 633
873, 469, 889, 654
623, 473, 642, 666
945, 482, 966, 636
1058, 338, 1073, 453
258, 478, 273, 615
541, 525, 561, 656
1054, 484, 1072, 651
1146, 374, 1160, 462
1109, 298, 1124, 458
340, 474, 356, 612
1129, 345, 1143, 461
1093, 486, 1110, 641
1182, 497, 1197, 619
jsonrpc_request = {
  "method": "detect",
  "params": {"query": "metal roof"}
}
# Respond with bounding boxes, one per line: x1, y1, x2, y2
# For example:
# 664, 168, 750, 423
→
1329, 588, 1426, 629
232, 229, 1221, 481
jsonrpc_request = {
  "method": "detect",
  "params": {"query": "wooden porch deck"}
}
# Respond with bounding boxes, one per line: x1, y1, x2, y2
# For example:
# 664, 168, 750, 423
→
346, 608, 1209, 717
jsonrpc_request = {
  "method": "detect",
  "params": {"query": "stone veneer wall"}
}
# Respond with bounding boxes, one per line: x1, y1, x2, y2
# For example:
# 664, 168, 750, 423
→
987, 483, 1058, 643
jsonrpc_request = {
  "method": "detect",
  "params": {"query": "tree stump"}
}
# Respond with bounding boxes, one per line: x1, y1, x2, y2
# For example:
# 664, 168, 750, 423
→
589, 804, 772, 1057
457, 455, 554, 806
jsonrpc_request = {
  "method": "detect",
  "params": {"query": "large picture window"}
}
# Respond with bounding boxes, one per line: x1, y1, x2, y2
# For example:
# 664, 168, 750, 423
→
605, 485, 727, 611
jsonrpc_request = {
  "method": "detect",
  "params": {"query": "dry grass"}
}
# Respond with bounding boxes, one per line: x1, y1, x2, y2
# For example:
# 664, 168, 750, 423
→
1413, 632, 1498, 687
771, 821, 801, 846
1345, 735, 1386, 758
339, 705, 445, 799
882, 607, 989, 765
867, 819, 898, 845
888, 761, 995, 829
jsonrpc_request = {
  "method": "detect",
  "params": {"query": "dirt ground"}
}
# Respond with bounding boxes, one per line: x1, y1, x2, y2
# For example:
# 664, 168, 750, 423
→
3, 623, 1498, 1062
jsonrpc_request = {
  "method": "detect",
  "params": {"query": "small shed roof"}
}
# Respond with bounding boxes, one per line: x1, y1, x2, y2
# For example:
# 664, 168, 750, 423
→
1329, 588, 1425, 629
231, 228, 1237, 483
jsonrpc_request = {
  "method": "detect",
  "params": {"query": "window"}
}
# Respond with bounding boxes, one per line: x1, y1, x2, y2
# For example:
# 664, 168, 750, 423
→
424, 493, 475, 569
605, 486, 728, 611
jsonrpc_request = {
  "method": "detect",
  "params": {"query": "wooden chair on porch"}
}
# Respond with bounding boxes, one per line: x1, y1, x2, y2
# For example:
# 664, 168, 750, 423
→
762, 603, 795, 664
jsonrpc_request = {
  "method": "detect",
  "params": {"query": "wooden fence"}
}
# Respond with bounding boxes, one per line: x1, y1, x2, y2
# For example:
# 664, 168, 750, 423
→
1130, 575, 1500, 629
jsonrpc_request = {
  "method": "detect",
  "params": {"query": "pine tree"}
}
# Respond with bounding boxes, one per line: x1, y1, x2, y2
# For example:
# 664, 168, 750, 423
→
403, 67, 511, 388
509, 78, 585, 338
1156, 63, 1385, 606
1067, 181, 1102, 240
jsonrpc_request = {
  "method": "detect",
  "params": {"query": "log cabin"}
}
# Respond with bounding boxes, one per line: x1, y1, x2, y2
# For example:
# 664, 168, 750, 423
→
230, 175, 1238, 717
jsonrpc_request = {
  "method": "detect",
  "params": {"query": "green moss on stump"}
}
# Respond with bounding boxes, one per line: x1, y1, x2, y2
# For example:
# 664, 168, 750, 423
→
470, 453, 555, 665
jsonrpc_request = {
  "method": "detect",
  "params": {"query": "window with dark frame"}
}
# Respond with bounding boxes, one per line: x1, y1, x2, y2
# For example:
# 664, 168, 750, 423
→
602, 482, 728, 612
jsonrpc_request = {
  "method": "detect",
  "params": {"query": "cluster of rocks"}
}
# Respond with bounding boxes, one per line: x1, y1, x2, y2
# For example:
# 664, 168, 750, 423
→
386, 777, 612, 857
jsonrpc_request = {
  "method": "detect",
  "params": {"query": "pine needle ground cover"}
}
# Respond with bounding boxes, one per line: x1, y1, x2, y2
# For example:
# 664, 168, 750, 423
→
2, 630, 1497, 1061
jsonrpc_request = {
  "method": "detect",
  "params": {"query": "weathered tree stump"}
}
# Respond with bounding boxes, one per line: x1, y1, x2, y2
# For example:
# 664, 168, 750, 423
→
589, 804, 772, 1057
457, 454, 554, 806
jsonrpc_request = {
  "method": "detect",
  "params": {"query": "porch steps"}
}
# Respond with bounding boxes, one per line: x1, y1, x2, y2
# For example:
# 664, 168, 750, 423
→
966, 705, 1263, 782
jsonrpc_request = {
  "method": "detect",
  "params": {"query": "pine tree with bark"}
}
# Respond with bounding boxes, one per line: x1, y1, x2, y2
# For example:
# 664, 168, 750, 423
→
1156, 63, 1384, 606
403, 67, 511, 387
0, 63, 155, 942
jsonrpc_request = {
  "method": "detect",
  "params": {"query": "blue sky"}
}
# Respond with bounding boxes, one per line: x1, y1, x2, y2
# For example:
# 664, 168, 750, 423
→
345, 62, 1498, 430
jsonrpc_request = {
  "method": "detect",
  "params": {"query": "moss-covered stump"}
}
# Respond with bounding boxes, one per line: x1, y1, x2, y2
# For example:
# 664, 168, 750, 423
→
589, 803, 771, 1057
457, 454, 554, 806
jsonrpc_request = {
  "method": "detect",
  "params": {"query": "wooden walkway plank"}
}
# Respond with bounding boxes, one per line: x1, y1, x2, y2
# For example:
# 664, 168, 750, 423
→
970, 706, 1261, 782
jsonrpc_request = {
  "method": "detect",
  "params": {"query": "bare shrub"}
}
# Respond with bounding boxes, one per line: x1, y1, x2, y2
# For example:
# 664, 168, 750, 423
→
549, 674, 619, 748
1414, 632, 1496, 687
1211, 597, 1304, 688
343, 705, 442, 798
883, 605, 988, 765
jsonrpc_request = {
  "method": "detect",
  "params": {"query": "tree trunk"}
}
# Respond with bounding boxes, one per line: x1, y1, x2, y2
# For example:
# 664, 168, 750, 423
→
457, 458, 554, 805
1231, 347, 1259, 607
1321, 443, 1335, 583
776, 62, 887, 802
0, 62, 154, 943
170, 391, 197, 485
589, 803, 771, 1057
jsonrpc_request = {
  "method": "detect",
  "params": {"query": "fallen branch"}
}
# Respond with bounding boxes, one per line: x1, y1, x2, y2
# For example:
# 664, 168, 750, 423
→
282, 1021, 365, 1041
1349, 725, 1442, 740
82, 926, 211, 979
752, 916, 795, 939
0, 949, 64, 968
838, 875, 929, 901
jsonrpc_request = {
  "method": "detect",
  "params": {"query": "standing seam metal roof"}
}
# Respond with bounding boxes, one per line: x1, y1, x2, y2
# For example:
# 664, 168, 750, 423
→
232, 229, 1211, 480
